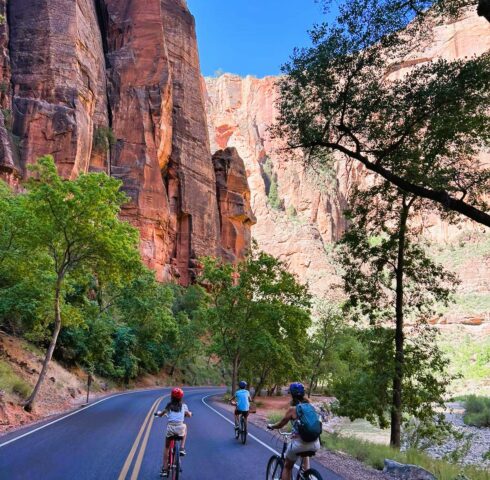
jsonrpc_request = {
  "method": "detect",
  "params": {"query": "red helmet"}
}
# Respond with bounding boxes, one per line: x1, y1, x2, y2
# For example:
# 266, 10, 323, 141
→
171, 387, 184, 400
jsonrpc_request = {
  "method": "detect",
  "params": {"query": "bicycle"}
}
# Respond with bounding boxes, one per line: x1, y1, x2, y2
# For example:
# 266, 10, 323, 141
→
234, 411, 248, 444
154, 412, 184, 480
265, 432, 323, 480
165, 434, 183, 480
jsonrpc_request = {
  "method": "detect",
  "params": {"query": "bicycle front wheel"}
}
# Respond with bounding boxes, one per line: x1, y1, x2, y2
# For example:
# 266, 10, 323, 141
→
298, 468, 323, 480
240, 416, 247, 444
266, 455, 283, 480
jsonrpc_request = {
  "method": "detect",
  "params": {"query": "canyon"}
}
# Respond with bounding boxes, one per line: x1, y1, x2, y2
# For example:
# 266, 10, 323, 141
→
0, 1, 489, 308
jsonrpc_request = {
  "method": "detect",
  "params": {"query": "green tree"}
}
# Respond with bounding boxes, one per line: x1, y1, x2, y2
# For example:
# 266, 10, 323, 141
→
306, 301, 344, 397
19, 156, 140, 410
199, 246, 311, 395
274, 0, 490, 226
337, 185, 456, 447
168, 284, 209, 377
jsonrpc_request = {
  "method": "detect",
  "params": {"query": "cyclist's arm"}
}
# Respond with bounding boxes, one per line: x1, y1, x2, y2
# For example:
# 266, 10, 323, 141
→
184, 410, 192, 417
157, 408, 169, 417
269, 407, 295, 429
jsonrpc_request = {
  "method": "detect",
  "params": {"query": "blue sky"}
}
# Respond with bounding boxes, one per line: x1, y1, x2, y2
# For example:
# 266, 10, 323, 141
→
187, 0, 326, 78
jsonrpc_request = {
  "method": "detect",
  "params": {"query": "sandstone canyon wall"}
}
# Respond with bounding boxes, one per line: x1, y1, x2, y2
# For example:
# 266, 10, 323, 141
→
0, 0, 254, 282
205, 9, 490, 298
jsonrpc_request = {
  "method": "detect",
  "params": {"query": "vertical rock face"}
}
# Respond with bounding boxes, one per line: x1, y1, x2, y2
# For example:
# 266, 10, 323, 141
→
161, 0, 221, 284
0, 0, 250, 283
212, 147, 256, 262
101, 0, 174, 279
8, 0, 108, 179
205, 75, 348, 296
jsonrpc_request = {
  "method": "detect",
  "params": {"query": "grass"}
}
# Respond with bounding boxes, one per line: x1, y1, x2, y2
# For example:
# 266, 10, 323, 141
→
0, 360, 31, 400
322, 433, 490, 480
439, 331, 490, 395
463, 395, 490, 428
267, 410, 291, 431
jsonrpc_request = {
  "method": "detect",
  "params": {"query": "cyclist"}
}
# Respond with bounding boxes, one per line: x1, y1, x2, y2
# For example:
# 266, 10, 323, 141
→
155, 387, 192, 477
267, 382, 321, 480
231, 380, 251, 431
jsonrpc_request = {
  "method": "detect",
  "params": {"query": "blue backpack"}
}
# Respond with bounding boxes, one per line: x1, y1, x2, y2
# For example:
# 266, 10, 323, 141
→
295, 403, 322, 442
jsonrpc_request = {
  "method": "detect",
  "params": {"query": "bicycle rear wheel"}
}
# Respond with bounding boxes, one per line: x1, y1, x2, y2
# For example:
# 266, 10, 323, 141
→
172, 442, 180, 480
266, 455, 283, 480
298, 468, 323, 480
240, 416, 247, 444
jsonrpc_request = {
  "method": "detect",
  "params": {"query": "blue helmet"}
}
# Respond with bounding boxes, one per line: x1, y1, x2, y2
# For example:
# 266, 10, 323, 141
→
288, 382, 305, 397
239, 380, 247, 389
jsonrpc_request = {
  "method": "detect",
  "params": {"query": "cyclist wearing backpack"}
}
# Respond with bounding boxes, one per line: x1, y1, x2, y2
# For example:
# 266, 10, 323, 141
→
267, 382, 322, 480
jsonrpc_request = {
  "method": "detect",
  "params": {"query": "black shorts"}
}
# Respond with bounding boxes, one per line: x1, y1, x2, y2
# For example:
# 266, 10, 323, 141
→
235, 409, 249, 417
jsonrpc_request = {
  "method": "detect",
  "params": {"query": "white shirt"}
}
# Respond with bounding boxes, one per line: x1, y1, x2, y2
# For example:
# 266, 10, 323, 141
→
166, 403, 189, 423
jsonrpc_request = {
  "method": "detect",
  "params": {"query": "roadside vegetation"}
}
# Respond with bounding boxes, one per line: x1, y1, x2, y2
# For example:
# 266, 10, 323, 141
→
322, 434, 490, 480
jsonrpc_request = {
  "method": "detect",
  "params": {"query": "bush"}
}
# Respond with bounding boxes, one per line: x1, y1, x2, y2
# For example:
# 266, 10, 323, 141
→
93, 126, 116, 153
464, 395, 490, 427
0, 360, 31, 399
322, 433, 490, 480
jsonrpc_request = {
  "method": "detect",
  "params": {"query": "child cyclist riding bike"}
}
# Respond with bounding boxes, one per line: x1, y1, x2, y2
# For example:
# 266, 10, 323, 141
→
267, 382, 322, 480
231, 380, 251, 431
155, 388, 192, 478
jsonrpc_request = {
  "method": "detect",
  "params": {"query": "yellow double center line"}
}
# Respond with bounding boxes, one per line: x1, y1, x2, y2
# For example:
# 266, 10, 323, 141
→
118, 395, 167, 480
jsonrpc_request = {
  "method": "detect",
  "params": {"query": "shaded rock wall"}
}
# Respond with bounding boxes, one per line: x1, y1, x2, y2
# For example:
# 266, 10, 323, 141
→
212, 147, 256, 262
0, 0, 251, 283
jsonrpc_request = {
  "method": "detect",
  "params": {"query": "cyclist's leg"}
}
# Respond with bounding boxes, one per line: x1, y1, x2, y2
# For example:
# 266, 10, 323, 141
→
163, 437, 171, 471
281, 458, 295, 480
180, 424, 188, 451
234, 409, 240, 428
244, 410, 249, 427
303, 456, 310, 470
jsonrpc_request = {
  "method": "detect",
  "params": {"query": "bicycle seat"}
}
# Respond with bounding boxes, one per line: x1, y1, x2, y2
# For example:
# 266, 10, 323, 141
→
298, 451, 316, 458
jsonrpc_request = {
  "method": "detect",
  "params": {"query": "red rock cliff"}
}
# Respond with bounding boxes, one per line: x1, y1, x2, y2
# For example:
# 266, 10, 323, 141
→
0, 0, 247, 283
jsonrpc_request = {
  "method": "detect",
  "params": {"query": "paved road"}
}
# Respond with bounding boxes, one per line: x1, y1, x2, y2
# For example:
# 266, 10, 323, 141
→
0, 387, 344, 480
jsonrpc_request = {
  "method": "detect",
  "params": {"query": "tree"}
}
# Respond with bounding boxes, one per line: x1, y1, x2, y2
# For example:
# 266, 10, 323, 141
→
20, 156, 140, 410
199, 245, 311, 395
274, 0, 490, 227
306, 301, 344, 397
337, 184, 456, 447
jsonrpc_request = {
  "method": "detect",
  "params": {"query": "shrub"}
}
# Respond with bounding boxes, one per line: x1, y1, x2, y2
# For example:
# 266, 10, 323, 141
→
0, 360, 31, 399
463, 395, 490, 427
93, 126, 116, 153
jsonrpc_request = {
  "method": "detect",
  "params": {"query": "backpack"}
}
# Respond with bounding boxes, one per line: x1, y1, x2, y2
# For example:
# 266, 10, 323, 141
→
295, 403, 322, 442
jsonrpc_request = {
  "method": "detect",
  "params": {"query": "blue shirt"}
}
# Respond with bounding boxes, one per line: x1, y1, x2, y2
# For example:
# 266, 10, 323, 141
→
235, 389, 250, 411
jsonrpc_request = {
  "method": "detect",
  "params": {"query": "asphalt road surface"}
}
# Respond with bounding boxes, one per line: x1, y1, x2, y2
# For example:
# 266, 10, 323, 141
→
0, 387, 344, 480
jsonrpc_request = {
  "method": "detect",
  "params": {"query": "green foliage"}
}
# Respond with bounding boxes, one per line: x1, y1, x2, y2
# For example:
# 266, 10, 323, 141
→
322, 433, 490, 480
199, 244, 311, 394
261, 157, 283, 210
0, 360, 31, 400
274, 0, 490, 226
93, 126, 116, 154
463, 395, 490, 428
1, 108, 11, 130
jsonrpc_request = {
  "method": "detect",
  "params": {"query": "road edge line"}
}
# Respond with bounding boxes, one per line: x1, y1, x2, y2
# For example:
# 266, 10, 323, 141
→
201, 394, 281, 456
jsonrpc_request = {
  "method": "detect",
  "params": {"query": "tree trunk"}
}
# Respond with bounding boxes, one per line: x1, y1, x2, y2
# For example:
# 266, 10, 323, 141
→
24, 280, 63, 412
231, 353, 239, 396
390, 200, 409, 449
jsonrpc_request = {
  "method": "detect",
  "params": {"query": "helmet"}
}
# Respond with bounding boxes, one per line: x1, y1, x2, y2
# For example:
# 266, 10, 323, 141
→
171, 387, 184, 400
288, 382, 305, 397
239, 380, 247, 389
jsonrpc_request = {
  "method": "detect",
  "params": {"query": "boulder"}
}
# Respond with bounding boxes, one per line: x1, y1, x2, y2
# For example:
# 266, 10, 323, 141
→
383, 459, 436, 480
